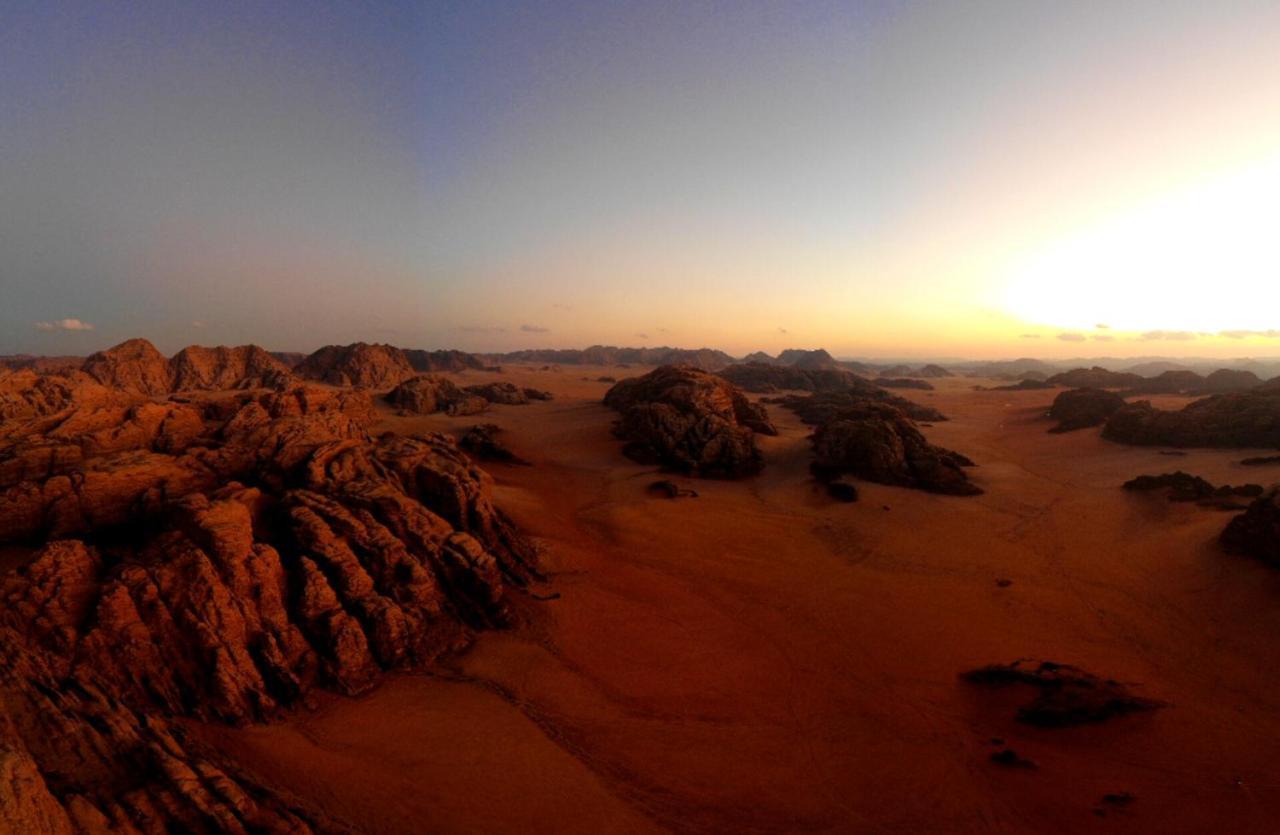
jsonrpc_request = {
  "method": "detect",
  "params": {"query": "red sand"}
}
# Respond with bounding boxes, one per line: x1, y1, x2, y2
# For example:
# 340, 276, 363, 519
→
197, 370, 1280, 833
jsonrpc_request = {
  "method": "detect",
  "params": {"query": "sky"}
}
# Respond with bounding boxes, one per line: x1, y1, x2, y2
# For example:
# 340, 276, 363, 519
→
2, 0, 1280, 359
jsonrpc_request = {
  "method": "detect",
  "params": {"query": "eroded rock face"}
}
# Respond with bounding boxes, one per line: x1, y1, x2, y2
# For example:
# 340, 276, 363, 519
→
0, 371, 541, 830
295, 342, 416, 389
403, 348, 487, 373
386, 375, 489, 416
603, 365, 777, 477
1221, 487, 1280, 564
809, 402, 980, 496
81, 338, 173, 397
464, 382, 532, 405
1123, 471, 1262, 504
1103, 391, 1280, 448
168, 345, 294, 391
917, 364, 953, 378
1048, 388, 1126, 433
459, 424, 530, 465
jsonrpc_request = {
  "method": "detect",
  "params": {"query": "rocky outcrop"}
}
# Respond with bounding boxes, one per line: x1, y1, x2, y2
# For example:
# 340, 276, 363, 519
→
603, 365, 777, 477
403, 348, 488, 373
809, 401, 980, 496
777, 389, 947, 424
878, 378, 934, 390
464, 381, 552, 405
0, 370, 121, 423
1048, 388, 1126, 432
81, 338, 174, 396
295, 342, 416, 389
386, 375, 489, 416
1199, 368, 1262, 394
917, 364, 953, 378
494, 346, 736, 370
459, 424, 530, 465
718, 362, 868, 393
1103, 390, 1280, 448
168, 345, 294, 391
1126, 369, 1204, 395
1221, 487, 1280, 564
778, 348, 840, 370
1123, 471, 1263, 504
1046, 367, 1144, 389
962, 660, 1162, 727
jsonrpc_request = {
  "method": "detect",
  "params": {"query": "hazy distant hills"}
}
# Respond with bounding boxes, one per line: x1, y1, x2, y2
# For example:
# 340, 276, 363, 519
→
8, 343, 1280, 382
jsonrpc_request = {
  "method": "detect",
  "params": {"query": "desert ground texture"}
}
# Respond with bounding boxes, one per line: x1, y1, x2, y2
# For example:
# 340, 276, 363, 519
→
189, 367, 1280, 834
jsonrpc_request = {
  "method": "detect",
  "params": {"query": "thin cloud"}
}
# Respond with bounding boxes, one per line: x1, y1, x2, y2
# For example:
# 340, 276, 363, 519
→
635, 332, 649, 339
1220, 329, 1280, 339
520, 324, 550, 333
458, 325, 507, 334
777, 326, 789, 334
191, 320, 207, 329
1092, 334, 1115, 342
1019, 333, 1041, 339
1138, 330, 1197, 341
1056, 332, 1086, 342
1095, 323, 1110, 330
34, 318, 95, 332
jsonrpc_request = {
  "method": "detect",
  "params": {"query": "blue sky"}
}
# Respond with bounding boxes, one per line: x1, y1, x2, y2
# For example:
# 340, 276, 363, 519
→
3, 1, 1279, 357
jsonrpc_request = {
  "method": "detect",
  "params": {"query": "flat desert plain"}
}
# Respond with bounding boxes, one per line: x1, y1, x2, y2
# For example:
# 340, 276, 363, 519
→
196, 368, 1280, 834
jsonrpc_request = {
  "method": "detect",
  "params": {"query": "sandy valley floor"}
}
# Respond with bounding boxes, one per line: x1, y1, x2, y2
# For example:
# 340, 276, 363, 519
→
198, 368, 1280, 834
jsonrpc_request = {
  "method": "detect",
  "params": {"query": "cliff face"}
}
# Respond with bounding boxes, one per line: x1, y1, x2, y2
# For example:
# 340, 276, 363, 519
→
168, 344, 294, 391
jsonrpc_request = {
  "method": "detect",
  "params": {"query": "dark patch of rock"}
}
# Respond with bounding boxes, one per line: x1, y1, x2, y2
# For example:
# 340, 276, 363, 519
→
603, 366, 776, 478
962, 660, 1162, 727
1048, 388, 1126, 432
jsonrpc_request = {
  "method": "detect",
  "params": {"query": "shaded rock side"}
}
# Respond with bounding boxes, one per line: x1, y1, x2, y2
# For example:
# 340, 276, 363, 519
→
1048, 388, 1126, 433
809, 401, 980, 496
603, 365, 777, 478
1103, 390, 1280, 448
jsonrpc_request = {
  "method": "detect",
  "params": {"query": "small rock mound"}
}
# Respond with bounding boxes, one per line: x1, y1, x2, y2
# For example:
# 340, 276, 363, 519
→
458, 424, 530, 465
1220, 487, 1280, 565
296, 342, 416, 389
779, 388, 947, 424
809, 402, 980, 496
719, 362, 868, 394
386, 375, 488, 416
603, 365, 777, 478
962, 660, 1162, 727
877, 378, 934, 390
1048, 388, 1126, 432
464, 381, 553, 405
1123, 471, 1263, 504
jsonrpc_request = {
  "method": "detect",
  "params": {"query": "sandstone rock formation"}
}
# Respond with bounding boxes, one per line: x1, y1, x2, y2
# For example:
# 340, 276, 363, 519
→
1220, 487, 1280, 564
464, 381, 551, 405
168, 344, 294, 391
1048, 388, 1126, 432
718, 362, 868, 393
777, 388, 947, 424
1046, 367, 1144, 389
808, 401, 980, 496
459, 424, 530, 465
917, 364, 953, 378
404, 348, 488, 373
779, 348, 840, 371
1123, 471, 1263, 504
1103, 390, 1280, 448
81, 338, 174, 396
603, 365, 777, 477
295, 342, 416, 389
386, 375, 489, 416
495, 345, 736, 370
0, 367, 541, 830
962, 660, 1162, 727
